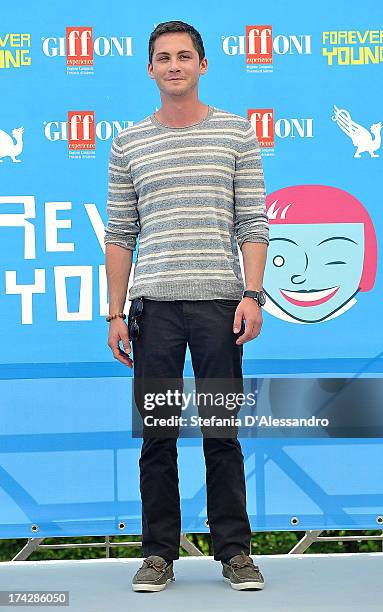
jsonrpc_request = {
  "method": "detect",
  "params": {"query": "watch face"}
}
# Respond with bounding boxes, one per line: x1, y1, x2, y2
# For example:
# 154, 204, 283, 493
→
259, 291, 266, 306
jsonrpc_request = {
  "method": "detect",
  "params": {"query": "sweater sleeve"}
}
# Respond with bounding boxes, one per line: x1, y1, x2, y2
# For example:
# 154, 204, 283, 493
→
233, 121, 269, 248
104, 134, 140, 251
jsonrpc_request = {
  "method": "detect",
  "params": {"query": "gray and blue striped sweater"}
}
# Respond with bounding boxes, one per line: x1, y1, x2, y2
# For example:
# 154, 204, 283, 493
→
104, 105, 269, 301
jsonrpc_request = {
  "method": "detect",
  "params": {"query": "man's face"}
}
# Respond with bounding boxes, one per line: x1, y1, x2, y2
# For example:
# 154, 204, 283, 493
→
148, 32, 208, 97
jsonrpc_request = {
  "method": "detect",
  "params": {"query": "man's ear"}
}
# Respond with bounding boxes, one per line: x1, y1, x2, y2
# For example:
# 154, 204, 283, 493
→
200, 58, 208, 75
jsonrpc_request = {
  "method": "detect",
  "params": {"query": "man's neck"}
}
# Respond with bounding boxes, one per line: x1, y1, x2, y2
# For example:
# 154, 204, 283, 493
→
154, 100, 209, 128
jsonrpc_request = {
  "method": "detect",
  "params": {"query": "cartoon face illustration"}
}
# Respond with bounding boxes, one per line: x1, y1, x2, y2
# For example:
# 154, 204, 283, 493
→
264, 222, 364, 322
264, 185, 378, 324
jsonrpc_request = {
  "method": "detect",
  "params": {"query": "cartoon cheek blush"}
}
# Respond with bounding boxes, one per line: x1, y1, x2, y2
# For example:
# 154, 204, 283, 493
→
263, 185, 378, 324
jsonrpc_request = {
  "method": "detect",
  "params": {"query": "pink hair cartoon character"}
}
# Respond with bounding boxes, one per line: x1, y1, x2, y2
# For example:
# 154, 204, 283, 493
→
263, 185, 378, 323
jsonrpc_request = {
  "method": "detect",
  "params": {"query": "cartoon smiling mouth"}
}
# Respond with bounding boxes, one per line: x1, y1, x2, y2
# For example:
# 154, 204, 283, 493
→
279, 286, 340, 307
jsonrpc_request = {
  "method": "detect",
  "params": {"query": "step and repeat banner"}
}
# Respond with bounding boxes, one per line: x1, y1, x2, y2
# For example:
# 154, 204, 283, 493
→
0, 1, 382, 539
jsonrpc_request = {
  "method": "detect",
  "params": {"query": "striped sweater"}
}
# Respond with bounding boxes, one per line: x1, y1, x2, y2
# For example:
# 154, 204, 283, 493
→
104, 105, 269, 301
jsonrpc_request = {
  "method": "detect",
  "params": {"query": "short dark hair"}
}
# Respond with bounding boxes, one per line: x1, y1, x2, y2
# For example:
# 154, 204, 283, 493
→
148, 20, 205, 65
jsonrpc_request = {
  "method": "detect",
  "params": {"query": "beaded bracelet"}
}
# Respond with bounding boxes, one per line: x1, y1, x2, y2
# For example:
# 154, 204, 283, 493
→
105, 312, 127, 322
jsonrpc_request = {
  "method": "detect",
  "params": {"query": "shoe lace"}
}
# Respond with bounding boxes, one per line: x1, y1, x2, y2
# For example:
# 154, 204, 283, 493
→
144, 558, 167, 572
231, 553, 259, 571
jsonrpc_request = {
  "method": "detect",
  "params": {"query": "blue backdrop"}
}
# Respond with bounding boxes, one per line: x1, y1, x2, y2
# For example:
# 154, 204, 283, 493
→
0, 1, 382, 539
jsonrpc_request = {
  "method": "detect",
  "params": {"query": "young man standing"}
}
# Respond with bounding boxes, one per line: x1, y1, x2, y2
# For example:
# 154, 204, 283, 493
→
104, 21, 269, 592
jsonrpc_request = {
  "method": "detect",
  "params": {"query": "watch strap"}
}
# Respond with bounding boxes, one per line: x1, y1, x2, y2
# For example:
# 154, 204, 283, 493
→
242, 289, 266, 306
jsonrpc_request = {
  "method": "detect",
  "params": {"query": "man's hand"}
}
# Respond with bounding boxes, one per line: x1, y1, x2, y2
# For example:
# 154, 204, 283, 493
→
107, 318, 133, 367
233, 298, 262, 345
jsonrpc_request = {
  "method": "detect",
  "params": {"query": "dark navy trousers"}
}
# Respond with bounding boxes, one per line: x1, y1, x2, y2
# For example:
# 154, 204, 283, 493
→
130, 298, 252, 562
